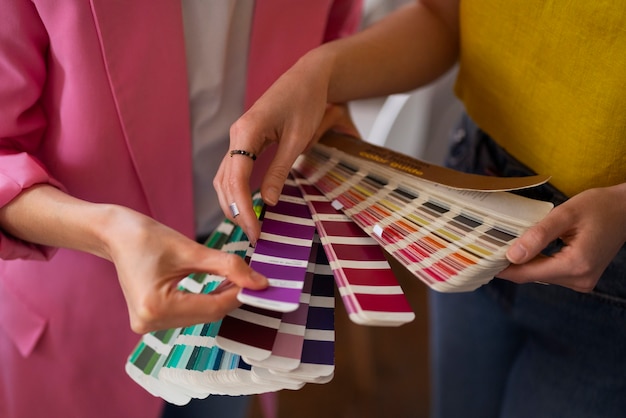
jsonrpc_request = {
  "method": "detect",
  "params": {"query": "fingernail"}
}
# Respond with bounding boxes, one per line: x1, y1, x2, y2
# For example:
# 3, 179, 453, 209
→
507, 243, 527, 264
265, 187, 279, 205
251, 271, 268, 285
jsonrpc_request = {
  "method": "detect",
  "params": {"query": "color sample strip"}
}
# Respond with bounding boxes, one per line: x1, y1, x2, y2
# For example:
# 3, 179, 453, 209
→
367, 195, 514, 292
159, 320, 287, 396
215, 303, 283, 361
158, 320, 226, 398
243, 243, 317, 372
292, 146, 553, 292
125, 329, 191, 405
291, 172, 415, 326
325, 167, 507, 292
238, 189, 316, 313
272, 256, 336, 382
217, 188, 315, 360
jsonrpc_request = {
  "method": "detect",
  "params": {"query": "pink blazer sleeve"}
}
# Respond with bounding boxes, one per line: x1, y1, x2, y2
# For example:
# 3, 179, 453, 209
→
0, 1, 62, 260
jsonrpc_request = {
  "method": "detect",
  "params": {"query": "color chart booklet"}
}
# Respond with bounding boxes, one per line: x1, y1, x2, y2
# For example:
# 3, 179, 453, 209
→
291, 132, 555, 293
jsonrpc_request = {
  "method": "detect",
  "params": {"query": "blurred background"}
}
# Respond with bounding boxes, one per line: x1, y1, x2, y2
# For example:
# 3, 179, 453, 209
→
248, 1, 464, 416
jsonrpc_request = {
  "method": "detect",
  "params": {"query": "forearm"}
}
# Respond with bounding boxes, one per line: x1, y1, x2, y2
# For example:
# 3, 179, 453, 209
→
0, 184, 136, 262
299, 0, 460, 103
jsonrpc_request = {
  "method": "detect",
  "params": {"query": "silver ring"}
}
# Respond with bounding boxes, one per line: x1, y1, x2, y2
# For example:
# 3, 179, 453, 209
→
229, 149, 257, 161
229, 202, 240, 218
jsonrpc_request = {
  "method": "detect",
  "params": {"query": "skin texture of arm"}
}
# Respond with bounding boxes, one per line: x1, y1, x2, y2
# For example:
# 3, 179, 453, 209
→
0, 184, 268, 333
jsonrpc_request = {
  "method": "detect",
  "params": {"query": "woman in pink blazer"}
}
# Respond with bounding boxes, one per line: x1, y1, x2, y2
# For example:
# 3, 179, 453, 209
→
0, 1, 362, 417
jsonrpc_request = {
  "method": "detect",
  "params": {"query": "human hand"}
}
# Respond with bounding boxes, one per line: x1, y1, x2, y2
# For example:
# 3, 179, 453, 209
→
103, 207, 268, 333
214, 65, 360, 243
497, 183, 626, 292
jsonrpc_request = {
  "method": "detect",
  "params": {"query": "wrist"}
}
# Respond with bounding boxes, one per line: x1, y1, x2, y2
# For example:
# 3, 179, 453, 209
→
293, 46, 335, 101
90, 204, 150, 262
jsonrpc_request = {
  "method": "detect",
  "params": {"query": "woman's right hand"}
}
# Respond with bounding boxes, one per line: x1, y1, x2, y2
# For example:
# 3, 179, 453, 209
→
0, 185, 268, 333
101, 205, 268, 333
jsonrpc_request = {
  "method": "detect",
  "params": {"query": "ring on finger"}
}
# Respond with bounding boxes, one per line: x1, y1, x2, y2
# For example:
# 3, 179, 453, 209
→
229, 202, 240, 218
229, 149, 257, 161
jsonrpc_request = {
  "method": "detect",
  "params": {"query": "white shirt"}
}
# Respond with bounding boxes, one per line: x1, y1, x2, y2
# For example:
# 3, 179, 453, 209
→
182, 0, 254, 236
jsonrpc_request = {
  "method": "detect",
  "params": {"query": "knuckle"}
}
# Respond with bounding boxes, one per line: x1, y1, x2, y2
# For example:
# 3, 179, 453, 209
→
266, 162, 292, 184
222, 253, 243, 271
226, 175, 239, 189
129, 318, 151, 335
523, 225, 549, 248
569, 258, 594, 278
130, 296, 162, 333
568, 261, 599, 293
229, 118, 249, 138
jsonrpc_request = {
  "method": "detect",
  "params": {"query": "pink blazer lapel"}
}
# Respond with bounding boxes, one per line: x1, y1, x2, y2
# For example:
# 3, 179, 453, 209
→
89, 0, 195, 234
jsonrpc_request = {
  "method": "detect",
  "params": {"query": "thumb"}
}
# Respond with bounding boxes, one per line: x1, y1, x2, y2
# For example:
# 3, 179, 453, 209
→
201, 251, 269, 290
506, 208, 568, 264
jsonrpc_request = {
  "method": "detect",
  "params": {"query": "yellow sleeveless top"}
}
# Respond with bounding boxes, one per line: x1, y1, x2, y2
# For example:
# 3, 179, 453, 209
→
455, 0, 626, 197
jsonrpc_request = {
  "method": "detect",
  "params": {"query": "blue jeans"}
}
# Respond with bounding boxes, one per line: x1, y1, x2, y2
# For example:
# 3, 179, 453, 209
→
429, 115, 626, 418
161, 394, 251, 418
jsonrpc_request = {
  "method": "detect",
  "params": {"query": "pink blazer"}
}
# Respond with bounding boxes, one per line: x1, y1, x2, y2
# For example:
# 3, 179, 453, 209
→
0, 1, 361, 417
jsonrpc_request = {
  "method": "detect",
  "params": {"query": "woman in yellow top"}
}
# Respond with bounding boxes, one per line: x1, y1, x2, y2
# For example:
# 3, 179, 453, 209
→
216, 0, 626, 417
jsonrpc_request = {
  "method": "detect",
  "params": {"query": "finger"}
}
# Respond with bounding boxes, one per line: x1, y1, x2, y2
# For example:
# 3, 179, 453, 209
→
173, 285, 243, 327
498, 245, 601, 293
214, 157, 236, 222
260, 133, 309, 206
214, 150, 261, 242
141, 255, 269, 331
177, 253, 268, 321
498, 253, 561, 283
506, 205, 572, 264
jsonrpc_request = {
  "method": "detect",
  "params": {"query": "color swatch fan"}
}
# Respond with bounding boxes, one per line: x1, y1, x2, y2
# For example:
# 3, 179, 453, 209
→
126, 197, 338, 404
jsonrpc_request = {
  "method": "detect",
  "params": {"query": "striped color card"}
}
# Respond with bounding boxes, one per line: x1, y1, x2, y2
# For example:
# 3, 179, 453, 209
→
237, 190, 316, 313
271, 257, 336, 382
157, 321, 225, 398
290, 171, 415, 326
292, 143, 553, 292
243, 250, 315, 372
216, 223, 284, 362
215, 302, 284, 362
125, 328, 191, 405
158, 320, 287, 396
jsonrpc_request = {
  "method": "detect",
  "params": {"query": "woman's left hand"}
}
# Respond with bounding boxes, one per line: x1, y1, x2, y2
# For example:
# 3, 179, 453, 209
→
498, 183, 626, 292
214, 97, 360, 245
